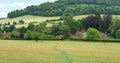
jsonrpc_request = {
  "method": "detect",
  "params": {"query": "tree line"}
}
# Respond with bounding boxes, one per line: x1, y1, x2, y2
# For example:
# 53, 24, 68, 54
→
7, 0, 120, 18
1, 10, 120, 40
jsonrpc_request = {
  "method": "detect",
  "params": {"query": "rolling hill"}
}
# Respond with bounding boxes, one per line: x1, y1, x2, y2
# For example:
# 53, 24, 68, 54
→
7, 0, 120, 18
0, 15, 89, 27
0, 15, 120, 28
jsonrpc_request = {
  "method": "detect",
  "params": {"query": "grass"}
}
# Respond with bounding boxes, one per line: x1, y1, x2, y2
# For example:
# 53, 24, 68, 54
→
0, 15, 120, 28
0, 40, 120, 63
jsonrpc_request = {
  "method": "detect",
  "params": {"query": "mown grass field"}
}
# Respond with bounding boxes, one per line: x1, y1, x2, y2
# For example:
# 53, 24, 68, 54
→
0, 40, 120, 63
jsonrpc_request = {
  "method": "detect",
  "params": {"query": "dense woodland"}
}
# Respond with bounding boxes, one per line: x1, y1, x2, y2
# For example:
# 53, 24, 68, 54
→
7, 0, 120, 18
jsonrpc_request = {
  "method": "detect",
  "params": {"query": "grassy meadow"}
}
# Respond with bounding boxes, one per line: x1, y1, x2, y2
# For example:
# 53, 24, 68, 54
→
0, 40, 120, 63
0, 15, 120, 28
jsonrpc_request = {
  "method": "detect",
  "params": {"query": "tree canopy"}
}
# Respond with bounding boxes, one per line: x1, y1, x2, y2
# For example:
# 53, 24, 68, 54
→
7, 0, 120, 18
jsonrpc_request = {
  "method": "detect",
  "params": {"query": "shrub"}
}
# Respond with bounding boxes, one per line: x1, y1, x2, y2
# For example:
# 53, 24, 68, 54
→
87, 27, 101, 40
25, 30, 33, 40
13, 22, 17, 25
11, 31, 19, 38
0, 31, 2, 38
18, 20, 24, 24
33, 32, 40, 42
115, 29, 120, 39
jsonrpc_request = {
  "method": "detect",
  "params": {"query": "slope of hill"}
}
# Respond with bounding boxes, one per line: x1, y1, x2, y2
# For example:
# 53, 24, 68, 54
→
0, 15, 60, 28
0, 15, 120, 28
7, 0, 120, 18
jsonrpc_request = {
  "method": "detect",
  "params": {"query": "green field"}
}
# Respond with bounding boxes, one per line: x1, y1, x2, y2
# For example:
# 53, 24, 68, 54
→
0, 40, 120, 63
0, 15, 120, 28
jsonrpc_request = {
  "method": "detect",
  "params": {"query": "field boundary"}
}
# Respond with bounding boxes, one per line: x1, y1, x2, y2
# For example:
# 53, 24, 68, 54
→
70, 38, 120, 43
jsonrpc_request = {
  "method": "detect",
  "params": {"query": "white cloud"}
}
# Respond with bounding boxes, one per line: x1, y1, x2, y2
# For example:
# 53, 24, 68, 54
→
0, 2, 31, 8
0, 2, 31, 18
0, 12, 8, 18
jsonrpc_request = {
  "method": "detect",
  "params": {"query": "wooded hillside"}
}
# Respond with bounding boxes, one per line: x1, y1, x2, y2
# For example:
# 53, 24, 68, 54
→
7, 0, 120, 18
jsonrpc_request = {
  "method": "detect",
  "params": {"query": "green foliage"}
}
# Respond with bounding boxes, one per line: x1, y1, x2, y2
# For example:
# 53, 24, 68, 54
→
34, 22, 46, 33
18, 20, 24, 24
51, 24, 70, 38
13, 22, 17, 25
62, 13, 78, 34
19, 26, 27, 32
78, 18, 85, 30
11, 31, 20, 38
87, 28, 101, 40
51, 25, 61, 36
0, 24, 2, 26
0, 31, 2, 38
60, 25, 70, 39
3, 25, 9, 32
110, 18, 120, 38
25, 30, 34, 40
115, 29, 120, 39
9, 25, 16, 32
0, 27, 2, 32
27, 23, 35, 31
34, 32, 40, 41
7, 0, 120, 18
95, 9, 101, 24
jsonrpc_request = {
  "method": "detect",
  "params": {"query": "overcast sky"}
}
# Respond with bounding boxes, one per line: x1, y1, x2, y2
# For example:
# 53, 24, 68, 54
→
0, 0, 56, 18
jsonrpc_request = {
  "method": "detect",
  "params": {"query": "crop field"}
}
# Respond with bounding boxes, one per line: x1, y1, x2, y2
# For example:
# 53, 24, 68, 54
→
0, 40, 120, 63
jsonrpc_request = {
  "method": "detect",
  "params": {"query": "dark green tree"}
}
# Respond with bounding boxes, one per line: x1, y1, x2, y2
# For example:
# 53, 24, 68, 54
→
18, 20, 24, 24
115, 29, 120, 39
110, 18, 120, 38
8, 25, 16, 32
95, 9, 101, 29
27, 23, 35, 31
34, 32, 40, 42
13, 22, 17, 25
51, 25, 61, 36
60, 25, 70, 39
35, 22, 46, 33
62, 13, 78, 34
26, 30, 33, 40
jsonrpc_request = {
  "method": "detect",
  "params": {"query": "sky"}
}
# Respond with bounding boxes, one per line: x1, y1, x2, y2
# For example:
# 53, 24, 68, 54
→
0, 0, 56, 18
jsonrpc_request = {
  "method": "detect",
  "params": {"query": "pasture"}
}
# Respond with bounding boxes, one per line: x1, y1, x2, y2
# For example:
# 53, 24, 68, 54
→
0, 15, 120, 28
0, 40, 120, 63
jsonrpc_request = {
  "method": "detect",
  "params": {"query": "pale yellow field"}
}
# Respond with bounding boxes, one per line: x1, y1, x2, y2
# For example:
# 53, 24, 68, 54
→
0, 40, 120, 63
0, 15, 120, 28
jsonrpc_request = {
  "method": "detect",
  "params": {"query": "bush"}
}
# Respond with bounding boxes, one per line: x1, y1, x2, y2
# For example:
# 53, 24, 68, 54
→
25, 30, 34, 40
33, 32, 40, 41
115, 29, 120, 39
13, 22, 17, 25
87, 27, 101, 40
18, 20, 24, 24
0, 31, 2, 38
11, 31, 20, 38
